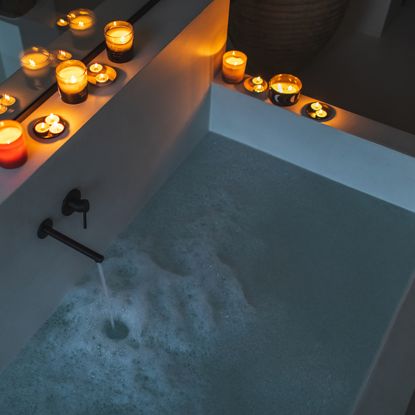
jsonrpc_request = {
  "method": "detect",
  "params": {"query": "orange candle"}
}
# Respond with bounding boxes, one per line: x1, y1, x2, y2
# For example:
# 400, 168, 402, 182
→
222, 50, 247, 84
0, 120, 28, 169
104, 21, 134, 63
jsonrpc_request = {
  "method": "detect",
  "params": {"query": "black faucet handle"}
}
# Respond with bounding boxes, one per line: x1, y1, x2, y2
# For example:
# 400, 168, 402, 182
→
62, 189, 90, 229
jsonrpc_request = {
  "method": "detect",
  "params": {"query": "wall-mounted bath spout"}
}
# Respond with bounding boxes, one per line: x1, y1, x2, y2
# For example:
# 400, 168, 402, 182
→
62, 189, 90, 229
37, 219, 104, 263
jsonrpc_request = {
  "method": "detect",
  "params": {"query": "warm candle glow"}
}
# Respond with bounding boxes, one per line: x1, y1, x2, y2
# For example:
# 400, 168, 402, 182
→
49, 122, 65, 134
0, 105, 7, 115
271, 82, 300, 94
311, 102, 323, 111
269, 74, 302, 106
20, 47, 50, 70
222, 50, 247, 84
89, 63, 103, 73
96, 73, 109, 83
55, 50, 72, 62
56, 17, 69, 27
68, 9, 96, 31
0, 94, 16, 107
34, 122, 50, 134
244, 75, 268, 94
316, 109, 328, 119
0, 120, 27, 169
56, 60, 88, 104
45, 114, 60, 125
105, 21, 134, 62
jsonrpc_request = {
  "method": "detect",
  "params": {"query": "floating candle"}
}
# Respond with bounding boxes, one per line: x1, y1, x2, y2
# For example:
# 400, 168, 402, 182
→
49, 122, 65, 134
95, 73, 109, 84
222, 50, 247, 84
0, 120, 27, 169
45, 114, 60, 125
0, 94, 16, 107
89, 63, 103, 73
68, 9, 96, 31
56, 60, 88, 104
105, 21, 135, 63
34, 122, 50, 134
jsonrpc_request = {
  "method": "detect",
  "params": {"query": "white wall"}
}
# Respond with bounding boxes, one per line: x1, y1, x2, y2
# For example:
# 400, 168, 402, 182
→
0, 0, 229, 371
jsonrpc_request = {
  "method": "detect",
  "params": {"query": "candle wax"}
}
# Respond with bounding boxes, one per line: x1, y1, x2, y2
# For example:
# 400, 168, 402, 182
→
0, 127, 22, 144
49, 122, 65, 134
89, 63, 103, 73
106, 27, 133, 51
57, 66, 87, 94
316, 109, 328, 119
45, 114, 60, 125
225, 56, 245, 66
0, 94, 16, 106
311, 102, 323, 111
271, 82, 300, 94
35, 122, 50, 134
96, 73, 109, 83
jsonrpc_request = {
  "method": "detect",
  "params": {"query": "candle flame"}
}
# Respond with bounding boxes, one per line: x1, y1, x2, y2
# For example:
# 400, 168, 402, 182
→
69, 76, 77, 83
29, 59, 36, 67
78, 21, 85, 27
4, 94, 10, 100
252, 76, 263, 85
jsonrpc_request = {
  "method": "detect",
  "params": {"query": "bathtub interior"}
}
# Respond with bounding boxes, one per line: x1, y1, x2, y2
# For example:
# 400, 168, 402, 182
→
0, 133, 414, 415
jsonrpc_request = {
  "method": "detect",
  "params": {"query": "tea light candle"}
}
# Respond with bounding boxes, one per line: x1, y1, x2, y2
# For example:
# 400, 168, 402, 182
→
311, 102, 323, 112
222, 50, 247, 84
55, 50, 72, 62
67, 9, 96, 31
56, 17, 69, 27
0, 94, 16, 107
269, 74, 302, 106
0, 120, 28, 169
89, 63, 103, 73
20, 47, 51, 78
244, 76, 268, 95
56, 60, 88, 104
104, 21, 134, 63
0, 105, 7, 115
45, 113, 60, 125
49, 122, 65, 135
96, 73, 109, 84
34, 122, 50, 135
315, 109, 328, 119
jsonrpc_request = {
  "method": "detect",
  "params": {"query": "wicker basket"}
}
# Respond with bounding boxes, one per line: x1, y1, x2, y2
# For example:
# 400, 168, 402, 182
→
229, 0, 349, 77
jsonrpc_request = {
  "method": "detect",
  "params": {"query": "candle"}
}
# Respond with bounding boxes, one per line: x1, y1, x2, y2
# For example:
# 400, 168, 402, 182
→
222, 50, 247, 84
34, 122, 50, 135
269, 74, 302, 106
315, 109, 328, 119
20, 47, 51, 78
67, 9, 96, 31
104, 21, 134, 63
56, 60, 88, 104
311, 102, 323, 112
0, 105, 7, 115
244, 75, 268, 95
89, 63, 103, 73
0, 120, 28, 169
45, 114, 60, 125
96, 73, 109, 84
0, 94, 16, 107
49, 122, 65, 135
54, 50, 72, 62
56, 17, 69, 27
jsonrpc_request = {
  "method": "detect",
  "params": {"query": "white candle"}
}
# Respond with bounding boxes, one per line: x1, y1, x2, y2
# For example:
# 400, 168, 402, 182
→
35, 122, 50, 134
45, 114, 60, 125
57, 65, 87, 94
49, 122, 65, 134
96, 73, 109, 83
311, 102, 323, 111
89, 63, 103, 73
0, 94, 16, 106
0, 126, 22, 144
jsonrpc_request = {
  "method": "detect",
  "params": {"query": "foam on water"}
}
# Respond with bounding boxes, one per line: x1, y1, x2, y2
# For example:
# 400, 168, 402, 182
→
0, 134, 415, 415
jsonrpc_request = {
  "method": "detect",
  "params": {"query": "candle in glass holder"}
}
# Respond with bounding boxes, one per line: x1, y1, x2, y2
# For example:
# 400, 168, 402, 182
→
56, 60, 88, 104
269, 74, 302, 106
104, 21, 134, 63
20, 47, 51, 78
222, 50, 247, 84
67, 9, 96, 31
0, 120, 28, 169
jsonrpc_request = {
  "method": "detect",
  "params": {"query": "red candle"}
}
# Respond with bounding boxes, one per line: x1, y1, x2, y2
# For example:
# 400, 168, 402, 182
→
0, 120, 28, 169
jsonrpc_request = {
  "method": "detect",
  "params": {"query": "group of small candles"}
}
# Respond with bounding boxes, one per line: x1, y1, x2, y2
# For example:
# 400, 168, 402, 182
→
222, 50, 331, 120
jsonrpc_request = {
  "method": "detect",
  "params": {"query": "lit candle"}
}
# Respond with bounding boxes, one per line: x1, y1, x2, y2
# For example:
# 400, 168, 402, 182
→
20, 47, 51, 78
269, 74, 302, 106
45, 114, 60, 125
54, 50, 72, 62
56, 60, 88, 104
244, 75, 268, 95
34, 122, 50, 135
104, 21, 134, 63
56, 17, 69, 28
222, 50, 247, 84
0, 94, 16, 107
0, 105, 7, 115
315, 109, 328, 119
89, 63, 103, 73
49, 122, 65, 135
67, 9, 96, 31
96, 73, 109, 84
311, 102, 323, 111
0, 120, 28, 169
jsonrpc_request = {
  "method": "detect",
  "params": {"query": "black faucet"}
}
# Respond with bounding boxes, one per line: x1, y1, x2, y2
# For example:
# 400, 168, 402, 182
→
62, 189, 90, 229
38, 219, 104, 263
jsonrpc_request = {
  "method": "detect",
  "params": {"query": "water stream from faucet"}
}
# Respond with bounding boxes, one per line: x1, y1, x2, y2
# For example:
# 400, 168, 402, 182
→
97, 263, 115, 329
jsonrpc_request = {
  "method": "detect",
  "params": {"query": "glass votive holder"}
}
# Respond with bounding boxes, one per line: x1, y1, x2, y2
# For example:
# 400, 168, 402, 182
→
56, 60, 88, 104
67, 8, 96, 31
104, 21, 134, 63
0, 120, 28, 169
20, 46, 51, 77
269, 74, 302, 106
222, 50, 247, 84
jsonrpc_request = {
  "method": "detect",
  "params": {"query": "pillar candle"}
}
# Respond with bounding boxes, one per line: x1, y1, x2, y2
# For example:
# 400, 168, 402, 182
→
0, 120, 28, 169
